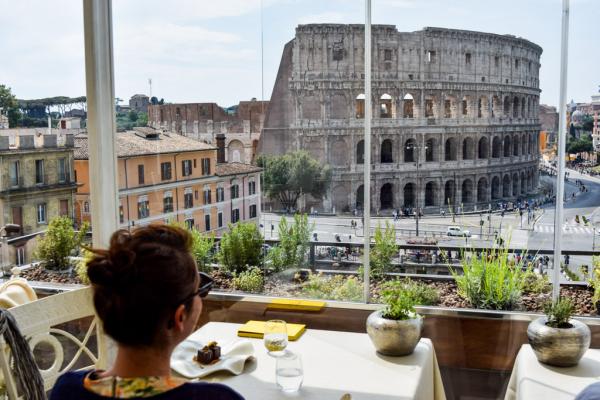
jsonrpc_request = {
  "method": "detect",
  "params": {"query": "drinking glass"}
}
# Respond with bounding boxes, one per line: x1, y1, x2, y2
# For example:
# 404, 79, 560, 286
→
276, 351, 303, 393
264, 319, 288, 356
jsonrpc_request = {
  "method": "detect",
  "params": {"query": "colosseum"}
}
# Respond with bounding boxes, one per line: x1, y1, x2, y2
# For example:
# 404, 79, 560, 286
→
259, 25, 542, 214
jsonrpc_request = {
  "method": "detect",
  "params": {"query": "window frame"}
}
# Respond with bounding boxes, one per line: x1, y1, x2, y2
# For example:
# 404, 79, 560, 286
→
160, 162, 172, 181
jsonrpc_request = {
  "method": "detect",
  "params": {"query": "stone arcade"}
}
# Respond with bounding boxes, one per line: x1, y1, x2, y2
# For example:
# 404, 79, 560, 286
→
259, 25, 542, 213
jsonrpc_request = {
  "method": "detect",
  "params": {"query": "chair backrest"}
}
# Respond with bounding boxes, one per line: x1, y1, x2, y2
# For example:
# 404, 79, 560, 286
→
0, 287, 107, 399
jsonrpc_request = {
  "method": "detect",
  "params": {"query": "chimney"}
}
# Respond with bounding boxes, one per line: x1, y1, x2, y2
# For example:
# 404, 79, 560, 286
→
216, 133, 226, 163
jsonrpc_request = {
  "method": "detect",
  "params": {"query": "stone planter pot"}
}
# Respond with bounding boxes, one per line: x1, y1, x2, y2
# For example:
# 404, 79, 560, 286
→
527, 317, 591, 367
366, 310, 422, 356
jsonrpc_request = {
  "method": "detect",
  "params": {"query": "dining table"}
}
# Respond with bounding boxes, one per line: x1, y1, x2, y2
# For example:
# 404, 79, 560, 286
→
176, 321, 446, 400
505, 344, 600, 400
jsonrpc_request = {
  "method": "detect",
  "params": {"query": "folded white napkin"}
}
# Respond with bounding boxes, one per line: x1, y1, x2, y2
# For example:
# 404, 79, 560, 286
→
171, 338, 254, 379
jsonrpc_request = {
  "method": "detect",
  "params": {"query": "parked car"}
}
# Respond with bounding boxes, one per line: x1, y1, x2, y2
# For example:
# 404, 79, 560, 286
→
447, 226, 471, 237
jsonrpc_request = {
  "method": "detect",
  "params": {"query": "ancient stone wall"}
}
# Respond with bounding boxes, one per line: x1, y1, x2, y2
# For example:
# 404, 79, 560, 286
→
261, 24, 543, 213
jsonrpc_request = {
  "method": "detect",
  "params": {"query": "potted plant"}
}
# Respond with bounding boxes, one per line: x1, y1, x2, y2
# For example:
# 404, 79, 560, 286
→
366, 281, 422, 356
527, 297, 591, 367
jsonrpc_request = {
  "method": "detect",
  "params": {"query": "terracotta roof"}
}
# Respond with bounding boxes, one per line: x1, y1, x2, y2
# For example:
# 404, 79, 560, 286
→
74, 130, 215, 159
215, 162, 262, 176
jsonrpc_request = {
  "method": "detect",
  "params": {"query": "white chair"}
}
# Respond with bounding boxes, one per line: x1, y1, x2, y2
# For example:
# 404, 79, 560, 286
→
0, 287, 107, 399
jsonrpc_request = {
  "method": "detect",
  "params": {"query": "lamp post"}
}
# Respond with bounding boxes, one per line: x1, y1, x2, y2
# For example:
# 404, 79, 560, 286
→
406, 141, 427, 237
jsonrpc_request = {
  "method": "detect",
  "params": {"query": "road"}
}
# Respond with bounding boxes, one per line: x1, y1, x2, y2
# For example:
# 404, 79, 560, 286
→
260, 168, 600, 273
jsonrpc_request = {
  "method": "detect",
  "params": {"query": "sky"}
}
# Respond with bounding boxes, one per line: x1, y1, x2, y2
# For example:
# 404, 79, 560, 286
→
0, 0, 597, 108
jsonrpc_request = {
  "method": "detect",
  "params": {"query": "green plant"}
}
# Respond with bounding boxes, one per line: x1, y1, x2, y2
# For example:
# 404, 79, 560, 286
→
522, 269, 551, 294
369, 222, 398, 279
75, 248, 94, 285
301, 273, 363, 302
267, 214, 314, 272
232, 267, 264, 293
588, 257, 600, 304
380, 279, 439, 306
451, 246, 526, 310
544, 298, 574, 328
561, 263, 581, 281
34, 217, 89, 271
217, 222, 263, 274
380, 285, 417, 320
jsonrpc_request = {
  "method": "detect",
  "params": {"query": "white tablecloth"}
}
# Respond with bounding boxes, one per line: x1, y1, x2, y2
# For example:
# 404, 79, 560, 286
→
505, 344, 600, 400
182, 322, 446, 400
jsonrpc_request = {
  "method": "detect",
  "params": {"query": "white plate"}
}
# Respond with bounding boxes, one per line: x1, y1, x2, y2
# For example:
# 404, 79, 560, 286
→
171, 338, 254, 379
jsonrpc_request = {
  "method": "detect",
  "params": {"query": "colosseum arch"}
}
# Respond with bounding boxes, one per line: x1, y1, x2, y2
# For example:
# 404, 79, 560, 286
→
492, 176, 501, 199
478, 96, 489, 118
425, 138, 436, 162
520, 171, 526, 194
331, 138, 348, 166
356, 185, 364, 209
492, 95, 502, 118
503, 136, 512, 157
521, 133, 527, 155
380, 183, 394, 209
513, 135, 520, 156
503, 96, 511, 117
425, 181, 438, 207
381, 139, 393, 163
461, 96, 471, 117
424, 94, 438, 118
333, 184, 349, 212
477, 177, 488, 202
527, 97, 533, 117
461, 179, 474, 203
356, 140, 365, 164
403, 183, 415, 207
527, 172, 533, 191
492, 137, 502, 158
330, 93, 347, 119
502, 175, 511, 197
404, 138, 416, 162
512, 97, 520, 118
403, 93, 414, 118
444, 180, 456, 206
521, 96, 526, 118
462, 137, 474, 160
228, 139, 245, 163
528, 134, 533, 155
356, 93, 365, 119
444, 95, 457, 118
379, 94, 393, 118
512, 173, 519, 197
478, 137, 489, 159
445, 138, 457, 161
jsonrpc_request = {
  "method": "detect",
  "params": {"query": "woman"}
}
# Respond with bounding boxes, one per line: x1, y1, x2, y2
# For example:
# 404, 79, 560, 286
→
51, 225, 244, 399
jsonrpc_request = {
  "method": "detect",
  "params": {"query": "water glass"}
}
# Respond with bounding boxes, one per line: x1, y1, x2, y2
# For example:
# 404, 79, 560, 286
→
264, 319, 288, 356
276, 352, 303, 393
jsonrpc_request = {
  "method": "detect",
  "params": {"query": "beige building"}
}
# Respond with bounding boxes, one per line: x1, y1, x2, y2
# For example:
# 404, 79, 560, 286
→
74, 127, 261, 235
0, 128, 78, 265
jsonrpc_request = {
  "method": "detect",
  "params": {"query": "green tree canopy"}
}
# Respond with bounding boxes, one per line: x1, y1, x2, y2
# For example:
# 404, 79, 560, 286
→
257, 151, 332, 210
566, 134, 593, 154
0, 85, 21, 127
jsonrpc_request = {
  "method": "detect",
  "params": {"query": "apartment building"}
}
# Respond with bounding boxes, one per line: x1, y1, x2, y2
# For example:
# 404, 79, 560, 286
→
0, 129, 77, 264
74, 128, 261, 234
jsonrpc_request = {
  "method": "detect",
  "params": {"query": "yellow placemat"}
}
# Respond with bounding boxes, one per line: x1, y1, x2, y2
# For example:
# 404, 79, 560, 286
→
266, 299, 325, 312
237, 320, 306, 341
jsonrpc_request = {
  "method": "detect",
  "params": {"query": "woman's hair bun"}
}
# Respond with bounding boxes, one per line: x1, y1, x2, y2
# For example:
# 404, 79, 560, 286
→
87, 230, 137, 289
87, 255, 116, 287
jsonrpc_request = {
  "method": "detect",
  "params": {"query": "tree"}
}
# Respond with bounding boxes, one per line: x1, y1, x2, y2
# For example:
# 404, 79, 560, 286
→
128, 110, 138, 122
0, 85, 21, 127
267, 213, 314, 271
566, 135, 593, 154
257, 151, 332, 210
217, 223, 263, 273
168, 221, 215, 273
34, 217, 90, 271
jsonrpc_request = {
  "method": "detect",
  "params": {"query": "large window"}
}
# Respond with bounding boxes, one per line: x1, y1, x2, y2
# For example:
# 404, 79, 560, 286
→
230, 184, 239, 199
9, 161, 19, 187
163, 192, 174, 213
37, 203, 47, 224
203, 187, 212, 205
216, 187, 225, 202
137, 196, 150, 219
201, 158, 211, 175
231, 208, 240, 223
184, 188, 193, 209
248, 181, 256, 195
160, 162, 172, 180
35, 159, 44, 184
182, 159, 192, 176
58, 158, 67, 182
138, 164, 145, 184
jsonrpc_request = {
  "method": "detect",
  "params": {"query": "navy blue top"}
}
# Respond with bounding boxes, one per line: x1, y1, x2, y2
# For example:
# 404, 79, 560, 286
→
576, 382, 600, 400
50, 370, 245, 400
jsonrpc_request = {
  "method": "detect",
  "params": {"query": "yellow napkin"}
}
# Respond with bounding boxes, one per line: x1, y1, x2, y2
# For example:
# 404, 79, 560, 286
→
237, 320, 306, 341
266, 299, 325, 312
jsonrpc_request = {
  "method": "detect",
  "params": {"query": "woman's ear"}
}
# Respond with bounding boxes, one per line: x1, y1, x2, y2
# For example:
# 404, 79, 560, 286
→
172, 304, 187, 332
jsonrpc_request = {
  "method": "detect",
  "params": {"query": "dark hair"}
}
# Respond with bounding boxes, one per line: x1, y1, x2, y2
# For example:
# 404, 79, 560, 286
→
87, 224, 197, 347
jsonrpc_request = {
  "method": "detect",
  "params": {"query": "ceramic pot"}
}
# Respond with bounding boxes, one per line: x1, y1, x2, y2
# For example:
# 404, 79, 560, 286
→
527, 317, 591, 367
366, 310, 422, 356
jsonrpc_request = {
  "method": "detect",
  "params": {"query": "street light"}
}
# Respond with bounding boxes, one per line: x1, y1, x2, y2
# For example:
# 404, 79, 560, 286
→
406, 141, 428, 237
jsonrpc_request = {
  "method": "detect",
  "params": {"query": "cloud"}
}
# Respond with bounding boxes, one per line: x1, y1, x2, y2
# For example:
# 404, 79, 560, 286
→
297, 12, 349, 24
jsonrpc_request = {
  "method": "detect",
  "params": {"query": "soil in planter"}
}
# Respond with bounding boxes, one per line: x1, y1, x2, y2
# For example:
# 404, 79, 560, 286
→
20, 265, 82, 285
